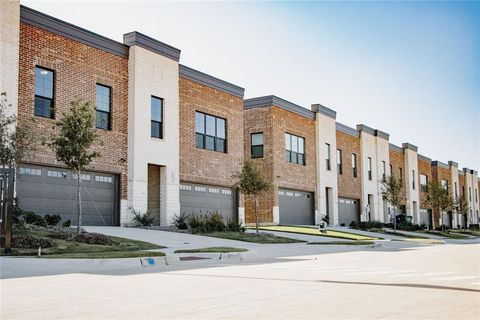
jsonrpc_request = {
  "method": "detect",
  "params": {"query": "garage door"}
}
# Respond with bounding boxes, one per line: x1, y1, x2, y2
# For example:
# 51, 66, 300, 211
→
16, 165, 119, 226
180, 183, 236, 221
338, 198, 360, 226
419, 209, 431, 227
278, 189, 314, 225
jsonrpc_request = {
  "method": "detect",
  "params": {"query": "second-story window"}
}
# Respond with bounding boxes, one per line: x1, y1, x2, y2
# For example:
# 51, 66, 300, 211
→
337, 149, 342, 174
96, 84, 111, 130
325, 143, 331, 170
352, 153, 357, 177
454, 182, 458, 198
399, 168, 403, 181
251, 133, 264, 158
195, 111, 226, 153
476, 189, 478, 203
469, 187, 472, 201
151, 96, 163, 139
367, 157, 372, 180
285, 133, 305, 165
381, 161, 386, 182
442, 180, 448, 191
412, 170, 416, 189
420, 174, 428, 192
34, 66, 54, 119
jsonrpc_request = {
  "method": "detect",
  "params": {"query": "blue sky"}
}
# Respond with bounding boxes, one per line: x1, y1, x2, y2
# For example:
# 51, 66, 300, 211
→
22, 1, 480, 170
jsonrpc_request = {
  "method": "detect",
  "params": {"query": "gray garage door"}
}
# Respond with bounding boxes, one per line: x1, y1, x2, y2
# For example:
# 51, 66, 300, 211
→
180, 183, 236, 221
338, 198, 360, 226
419, 209, 431, 227
16, 165, 119, 226
278, 189, 314, 225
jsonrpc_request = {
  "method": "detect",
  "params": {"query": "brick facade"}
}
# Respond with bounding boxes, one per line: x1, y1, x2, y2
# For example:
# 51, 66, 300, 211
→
179, 77, 244, 187
336, 130, 361, 200
18, 23, 128, 199
243, 105, 317, 224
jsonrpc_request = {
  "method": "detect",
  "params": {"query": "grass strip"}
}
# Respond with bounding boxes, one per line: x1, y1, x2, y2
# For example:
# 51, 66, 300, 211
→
174, 247, 248, 253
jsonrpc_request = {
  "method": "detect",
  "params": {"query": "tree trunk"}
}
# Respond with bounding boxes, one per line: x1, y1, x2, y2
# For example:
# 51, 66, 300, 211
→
255, 195, 259, 233
393, 206, 397, 233
76, 170, 82, 235
431, 209, 436, 230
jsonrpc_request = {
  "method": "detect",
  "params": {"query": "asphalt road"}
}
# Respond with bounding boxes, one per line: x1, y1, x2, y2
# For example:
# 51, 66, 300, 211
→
1, 227, 479, 319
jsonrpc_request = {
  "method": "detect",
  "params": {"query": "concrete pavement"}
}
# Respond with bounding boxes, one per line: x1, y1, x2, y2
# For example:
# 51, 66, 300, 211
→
1, 242, 479, 319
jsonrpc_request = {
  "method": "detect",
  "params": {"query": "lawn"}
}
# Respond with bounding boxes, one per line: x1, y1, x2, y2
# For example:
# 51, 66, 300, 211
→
375, 230, 429, 239
307, 241, 374, 246
174, 247, 248, 253
449, 229, 480, 237
4, 228, 166, 259
204, 231, 304, 244
423, 231, 469, 239
257, 226, 380, 241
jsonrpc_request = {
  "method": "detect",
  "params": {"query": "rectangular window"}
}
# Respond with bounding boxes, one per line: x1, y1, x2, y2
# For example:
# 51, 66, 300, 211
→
352, 153, 357, 178
381, 161, 386, 182
195, 111, 226, 153
389, 164, 393, 176
251, 132, 264, 158
454, 182, 458, 198
337, 149, 342, 174
285, 133, 305, 165
469, 187, 472, 201
476, 189, 478, 202
95, 84, 111, 130
420, 174, 428, 192
399, 168, 403, 181
367, 157, 372, 180
412, 170, 415, 190
442, 180, 448, 191
34, 66, 54, 118
325, 143, 331, 170
151, 96, 163, 138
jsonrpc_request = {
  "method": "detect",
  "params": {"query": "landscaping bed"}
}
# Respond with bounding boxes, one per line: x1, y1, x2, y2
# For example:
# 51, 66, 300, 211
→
307, 241, 374, 246
2, 227, 165, 258
204, 231, 304, 244
257, 226, 380, 241
422, 230, 469, 239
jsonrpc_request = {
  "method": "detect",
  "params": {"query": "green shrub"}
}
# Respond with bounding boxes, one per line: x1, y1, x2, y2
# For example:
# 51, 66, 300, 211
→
132, 210, 155, 226
23, 212, 46, 226
44, 214, 62, 226
12, 235, 52, 249
187, 213, 206, 233
73, 232, 113, 246
173, 213, 188, 230
469, 224, 479, 230
204, 211, 226, 233
350, 221, 384, 230
397, 222, 423, 231
62, 219, 72, 228
226, 218, 245, 232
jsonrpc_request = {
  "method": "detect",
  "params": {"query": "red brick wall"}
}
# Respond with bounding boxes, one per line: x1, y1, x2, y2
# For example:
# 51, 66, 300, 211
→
336, 130, 361, 200
18, 23, 128, 198
179, 77, 244, 187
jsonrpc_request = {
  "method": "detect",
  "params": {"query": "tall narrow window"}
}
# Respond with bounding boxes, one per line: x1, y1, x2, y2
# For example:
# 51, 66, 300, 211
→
95, 84, 111, 130
390, 164, 393, 176
420, 174, 428, 192
381, 161, 386, 182
337, 149, 342, 174
469, 187, 472, 201
476, 189, 478, 202
251, 133, 264, 158
352, 153, 357, 178
325, 143, 331, 171
442, 180, 448, 191
454, 182, 458, 198
151, 96, 163, 138
399, 168, 403, 181
285, 133, 305, 165
367, 157, 372, 180
412, 170, 415, 189
34, 66, 54, 118
195, 111, 226, 153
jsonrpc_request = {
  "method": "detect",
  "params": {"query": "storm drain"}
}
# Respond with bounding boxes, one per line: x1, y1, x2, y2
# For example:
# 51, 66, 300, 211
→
179, 256, 212, 261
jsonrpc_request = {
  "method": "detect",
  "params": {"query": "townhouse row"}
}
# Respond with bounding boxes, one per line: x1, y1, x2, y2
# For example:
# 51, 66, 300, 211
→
1, 2, 479, 228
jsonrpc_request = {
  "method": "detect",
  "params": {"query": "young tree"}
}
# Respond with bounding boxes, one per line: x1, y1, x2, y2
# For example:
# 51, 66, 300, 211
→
423, 181, 453, 230
232, 160, 272, 233
454, 196, 469, 230
381, 175, 405, 232
0, 92, 37, 169
50, 100, 100, 234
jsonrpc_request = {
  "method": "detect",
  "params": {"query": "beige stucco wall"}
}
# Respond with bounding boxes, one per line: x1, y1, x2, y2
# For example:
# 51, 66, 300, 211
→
127, 46, 180, 225
0, 0, 20, 117
404, 147, 420, 223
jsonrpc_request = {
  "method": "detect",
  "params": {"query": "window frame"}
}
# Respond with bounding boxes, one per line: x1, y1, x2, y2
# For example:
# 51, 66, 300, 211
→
336, 149, 342, 175
412, 170, 415, 190
381, 161, 386, 182
367, 157, 372, 180
95, 83, 112, 130
250, 132, 264, 158
325, 143, 331, 171
285, 133, 306, 165
352, 153, 357, 178
195, 111, 227, 153
150, 95, 164, 139
34, 66, 55, 119
420, 174, 428, 192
